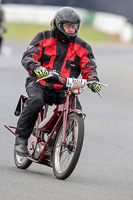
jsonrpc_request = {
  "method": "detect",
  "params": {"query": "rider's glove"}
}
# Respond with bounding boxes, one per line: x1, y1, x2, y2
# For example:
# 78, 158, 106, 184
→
34, 66, 49, 79
89, 80, 101, 93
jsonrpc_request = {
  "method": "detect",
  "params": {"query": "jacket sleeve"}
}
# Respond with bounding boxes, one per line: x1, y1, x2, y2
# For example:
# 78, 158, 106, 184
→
79, 43, 99, 81
21, 32, 44, 75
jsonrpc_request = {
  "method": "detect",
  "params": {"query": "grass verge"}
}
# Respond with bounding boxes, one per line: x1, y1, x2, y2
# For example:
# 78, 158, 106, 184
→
3, 22, 116, 42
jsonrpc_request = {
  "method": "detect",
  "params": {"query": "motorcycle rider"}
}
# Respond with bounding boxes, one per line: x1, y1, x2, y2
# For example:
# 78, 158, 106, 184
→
15, 7, 101, 156
0, 4, 7, 54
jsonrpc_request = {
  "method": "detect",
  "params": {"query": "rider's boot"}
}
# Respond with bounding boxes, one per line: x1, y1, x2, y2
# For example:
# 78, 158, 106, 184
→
15, 136, 29, 156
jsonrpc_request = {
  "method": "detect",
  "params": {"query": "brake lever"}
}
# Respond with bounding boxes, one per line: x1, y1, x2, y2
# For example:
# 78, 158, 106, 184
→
87, 81, 108, 87
97, 92, 103, 98
87, 81, 108, 98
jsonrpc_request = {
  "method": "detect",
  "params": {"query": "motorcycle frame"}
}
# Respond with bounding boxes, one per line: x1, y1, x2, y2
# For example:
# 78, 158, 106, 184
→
5, 90, 85, 165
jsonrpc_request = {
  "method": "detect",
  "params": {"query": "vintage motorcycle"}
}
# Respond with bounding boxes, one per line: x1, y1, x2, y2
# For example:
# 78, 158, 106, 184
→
5, 71, 107, 180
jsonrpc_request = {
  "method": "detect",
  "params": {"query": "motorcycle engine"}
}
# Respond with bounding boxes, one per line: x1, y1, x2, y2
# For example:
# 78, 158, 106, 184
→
34, 142, 45, 160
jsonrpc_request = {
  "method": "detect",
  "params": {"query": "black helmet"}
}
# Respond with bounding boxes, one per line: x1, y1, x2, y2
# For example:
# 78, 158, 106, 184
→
53, 7, 81, 42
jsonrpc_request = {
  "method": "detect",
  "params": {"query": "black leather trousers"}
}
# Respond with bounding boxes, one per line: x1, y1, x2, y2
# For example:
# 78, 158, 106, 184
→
15, 76, 82, 139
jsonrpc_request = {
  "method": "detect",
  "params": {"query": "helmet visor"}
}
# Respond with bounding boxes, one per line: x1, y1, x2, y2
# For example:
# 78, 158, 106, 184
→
58, 22, 80, 37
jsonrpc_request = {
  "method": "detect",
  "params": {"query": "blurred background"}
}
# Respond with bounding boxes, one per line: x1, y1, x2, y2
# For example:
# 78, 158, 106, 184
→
1, 0, 133, 44
0, 1, 133, 200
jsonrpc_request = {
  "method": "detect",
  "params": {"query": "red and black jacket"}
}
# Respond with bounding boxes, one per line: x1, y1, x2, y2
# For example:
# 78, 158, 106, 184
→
21, 30, 99, 89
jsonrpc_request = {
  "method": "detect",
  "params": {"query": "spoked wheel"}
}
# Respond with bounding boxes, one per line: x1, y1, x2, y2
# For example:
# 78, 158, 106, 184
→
14, 148, 32, 169
13, 116, 40, 169
52, 113, 84, 180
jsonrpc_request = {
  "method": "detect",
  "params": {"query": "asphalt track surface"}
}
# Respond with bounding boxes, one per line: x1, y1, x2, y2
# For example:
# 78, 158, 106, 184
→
0, 40, 133, 200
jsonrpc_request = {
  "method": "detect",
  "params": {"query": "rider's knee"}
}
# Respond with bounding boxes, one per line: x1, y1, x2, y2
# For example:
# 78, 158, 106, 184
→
26, 97, 44, 112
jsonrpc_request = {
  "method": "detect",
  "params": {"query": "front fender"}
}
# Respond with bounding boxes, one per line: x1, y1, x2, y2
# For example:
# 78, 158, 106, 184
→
69, 109, 86, 120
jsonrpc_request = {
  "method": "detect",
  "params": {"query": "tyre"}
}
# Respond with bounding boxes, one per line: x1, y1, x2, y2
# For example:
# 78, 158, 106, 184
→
13, 115, 39, 169
52, 113, 84, 180
14, 148, 32, 169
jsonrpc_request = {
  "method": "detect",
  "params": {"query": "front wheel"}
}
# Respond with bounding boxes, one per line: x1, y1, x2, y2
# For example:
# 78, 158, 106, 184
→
52, 113, 84, 180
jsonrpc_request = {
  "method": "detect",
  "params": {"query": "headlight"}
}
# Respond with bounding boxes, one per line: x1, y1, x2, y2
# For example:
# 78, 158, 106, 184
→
70, 81, 84, 95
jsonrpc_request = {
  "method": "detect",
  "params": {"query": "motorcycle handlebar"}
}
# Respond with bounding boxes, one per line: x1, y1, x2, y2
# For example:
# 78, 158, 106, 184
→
36, 70, 108, 98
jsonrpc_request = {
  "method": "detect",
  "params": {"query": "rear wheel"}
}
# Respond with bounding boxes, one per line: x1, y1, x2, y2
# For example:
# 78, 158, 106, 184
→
13, 104, 41, 169
14, 148, 32, 169
52, 113, 84, 180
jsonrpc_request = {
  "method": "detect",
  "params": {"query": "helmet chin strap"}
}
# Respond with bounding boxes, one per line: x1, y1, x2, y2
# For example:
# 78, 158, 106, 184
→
55, 29, 76, 43
67, 35, 76, 43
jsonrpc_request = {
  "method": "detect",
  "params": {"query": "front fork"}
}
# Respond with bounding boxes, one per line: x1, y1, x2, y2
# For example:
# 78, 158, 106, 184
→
62, 94, 70, 144
62, 94, 85, 144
